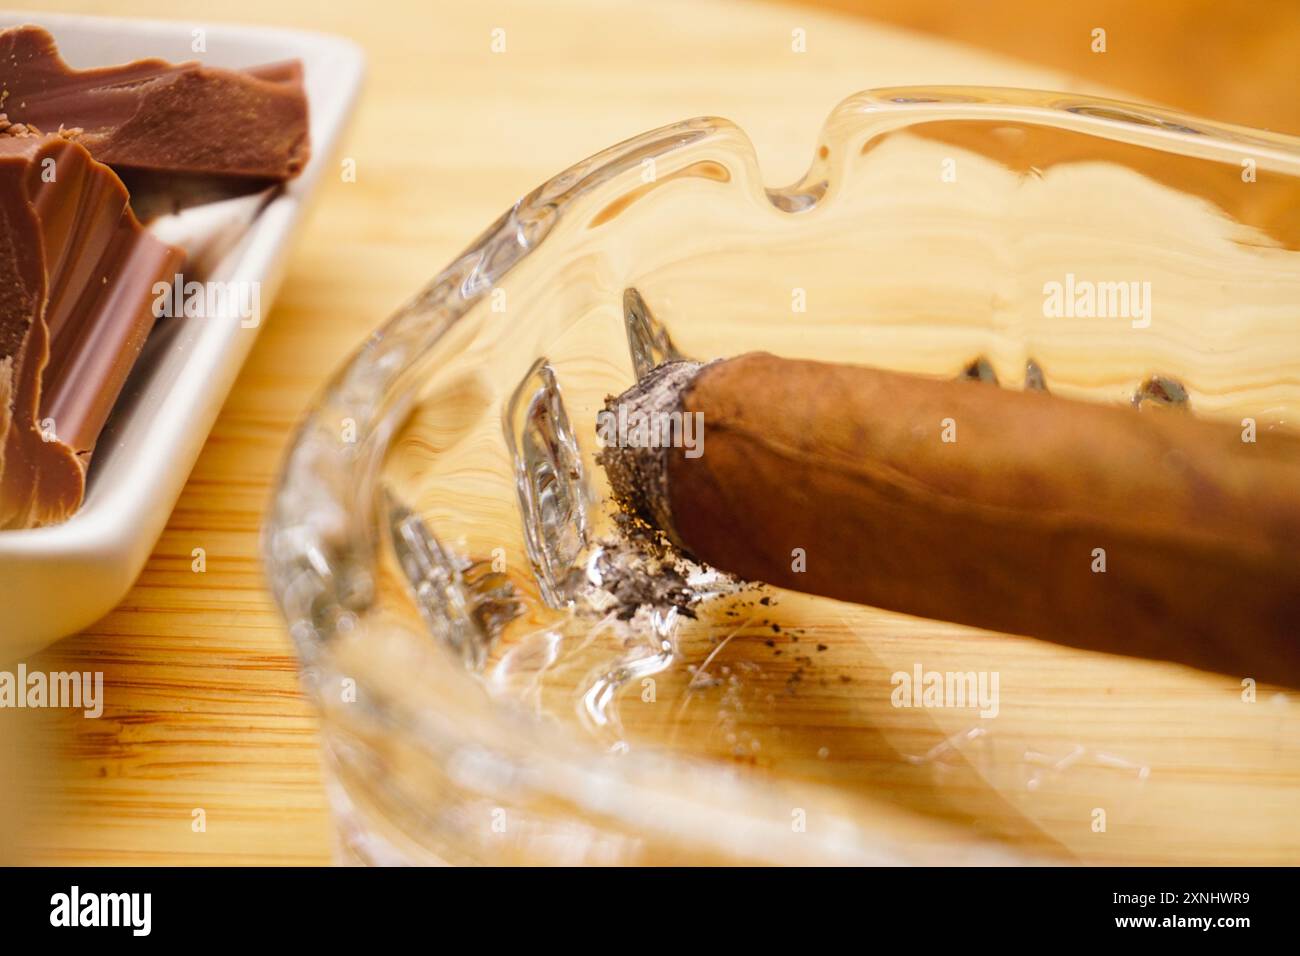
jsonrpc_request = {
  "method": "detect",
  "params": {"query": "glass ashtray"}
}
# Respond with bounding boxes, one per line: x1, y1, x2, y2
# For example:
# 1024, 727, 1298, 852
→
264, 88, 1300, 865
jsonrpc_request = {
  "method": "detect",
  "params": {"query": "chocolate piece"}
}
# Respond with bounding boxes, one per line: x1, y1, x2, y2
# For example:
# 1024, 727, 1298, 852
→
0, 129, 184, 528
0, 25, 310, 184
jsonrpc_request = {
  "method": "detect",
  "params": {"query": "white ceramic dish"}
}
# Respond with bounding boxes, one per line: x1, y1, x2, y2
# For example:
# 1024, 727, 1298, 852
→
0, 11, 364, 659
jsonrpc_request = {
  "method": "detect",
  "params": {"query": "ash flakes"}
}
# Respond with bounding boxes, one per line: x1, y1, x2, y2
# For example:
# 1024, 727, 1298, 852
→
583, 512, 700, 621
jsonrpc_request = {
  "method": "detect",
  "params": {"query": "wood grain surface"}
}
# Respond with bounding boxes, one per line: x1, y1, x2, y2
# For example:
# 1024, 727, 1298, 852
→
8, 0, 1296, 865
802, 0, 1300, 135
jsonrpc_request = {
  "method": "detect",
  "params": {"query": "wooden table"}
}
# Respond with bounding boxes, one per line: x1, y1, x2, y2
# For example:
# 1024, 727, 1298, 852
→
12, 0, 1293, 865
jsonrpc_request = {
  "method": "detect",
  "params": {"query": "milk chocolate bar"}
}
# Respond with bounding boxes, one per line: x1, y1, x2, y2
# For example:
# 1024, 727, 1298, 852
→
0, 127, 184, 529
0, 25, 310, 184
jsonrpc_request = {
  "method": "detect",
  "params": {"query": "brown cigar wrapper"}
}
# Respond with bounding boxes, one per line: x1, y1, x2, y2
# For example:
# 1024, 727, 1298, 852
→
653, 353, 1300, 685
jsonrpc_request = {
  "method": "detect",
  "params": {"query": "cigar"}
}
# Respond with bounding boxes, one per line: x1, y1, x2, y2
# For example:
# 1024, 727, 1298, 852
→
599, 352, 1300, 685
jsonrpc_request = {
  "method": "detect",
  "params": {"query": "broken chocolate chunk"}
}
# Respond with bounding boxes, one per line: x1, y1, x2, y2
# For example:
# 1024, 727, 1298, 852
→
0, 129, 184, 528
0, 25, 310, 184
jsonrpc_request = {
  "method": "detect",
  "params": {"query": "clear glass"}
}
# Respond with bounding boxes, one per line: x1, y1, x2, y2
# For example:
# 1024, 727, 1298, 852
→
264, 88, 1300, 865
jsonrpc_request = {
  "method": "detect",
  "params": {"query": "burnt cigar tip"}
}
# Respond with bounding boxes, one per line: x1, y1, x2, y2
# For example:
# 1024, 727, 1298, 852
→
597, 360, 702, 544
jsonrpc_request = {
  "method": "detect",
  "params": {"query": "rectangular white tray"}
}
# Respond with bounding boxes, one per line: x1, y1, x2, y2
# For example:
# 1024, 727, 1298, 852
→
0, 11, 364, 659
